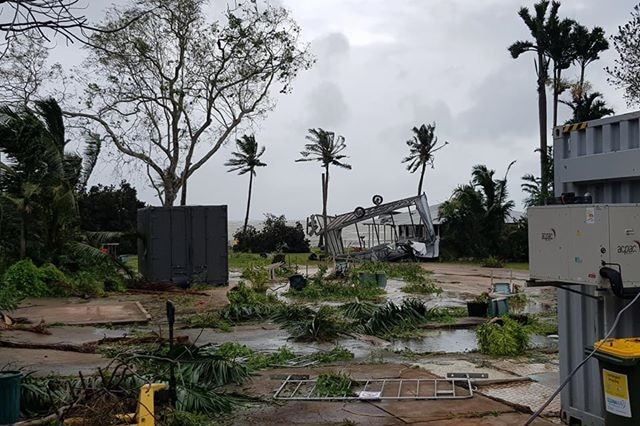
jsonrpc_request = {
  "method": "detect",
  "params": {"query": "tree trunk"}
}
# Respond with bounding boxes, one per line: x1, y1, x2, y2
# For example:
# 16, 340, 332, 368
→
164, 187, 177, 207
180, 180, 187, 206
579, 63, 586, 95
417, 162, 426, 196
243, 172, 253, 233
537, 53, 549, 202
552, 67, 560, 128
180, 162, 191, 206
321, 166, 329, 251
19, 215, 26, 259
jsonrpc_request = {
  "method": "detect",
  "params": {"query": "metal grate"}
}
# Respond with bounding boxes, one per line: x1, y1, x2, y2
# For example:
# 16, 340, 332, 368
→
273, 375, 474, 401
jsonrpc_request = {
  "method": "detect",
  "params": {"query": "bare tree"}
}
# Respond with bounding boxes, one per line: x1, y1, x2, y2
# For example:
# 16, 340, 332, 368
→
0, 0, 90, 42
0, 34, 61, 106
64, 0, 312, 206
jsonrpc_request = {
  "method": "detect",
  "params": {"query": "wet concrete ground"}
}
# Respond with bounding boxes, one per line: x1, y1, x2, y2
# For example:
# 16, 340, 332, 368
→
0, 262, 561, 424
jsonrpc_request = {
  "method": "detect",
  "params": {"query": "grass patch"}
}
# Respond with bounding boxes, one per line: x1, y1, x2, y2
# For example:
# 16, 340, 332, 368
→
402, 279, 442, 295
287, 266, 385, 301
315, 372, 354, 397
186, 312, 232, 332
352, 262, 430, 284
426, 306, 468, 323
309, 345, 354, 363
228, 251, 328, 270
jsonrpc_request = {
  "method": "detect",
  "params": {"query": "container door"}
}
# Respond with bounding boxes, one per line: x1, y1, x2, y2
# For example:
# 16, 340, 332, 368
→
170, 208, 189, 284
190, 207, 208, 283
150, 208, 172, 282
205, 206, 228, 285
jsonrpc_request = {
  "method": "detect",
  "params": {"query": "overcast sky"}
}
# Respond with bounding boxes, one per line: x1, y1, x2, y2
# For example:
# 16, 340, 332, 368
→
51, 0, 639, 220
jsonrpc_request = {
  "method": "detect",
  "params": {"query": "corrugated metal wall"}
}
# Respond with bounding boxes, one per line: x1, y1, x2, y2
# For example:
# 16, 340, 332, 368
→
553, 112, 640, 425
137, 206, 228, 285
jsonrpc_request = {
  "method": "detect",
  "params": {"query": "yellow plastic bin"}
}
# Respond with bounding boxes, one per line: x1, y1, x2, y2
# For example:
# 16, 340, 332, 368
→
592, 338, 640, 425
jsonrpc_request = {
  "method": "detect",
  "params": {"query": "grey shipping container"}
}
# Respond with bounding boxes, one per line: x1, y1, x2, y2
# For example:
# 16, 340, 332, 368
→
551, 111, 640, 426
137, 206, 228, 285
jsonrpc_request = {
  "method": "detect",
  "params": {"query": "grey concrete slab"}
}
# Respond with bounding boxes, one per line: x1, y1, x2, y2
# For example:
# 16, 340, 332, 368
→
0, 347, 109, 377
13, 300, 151, 325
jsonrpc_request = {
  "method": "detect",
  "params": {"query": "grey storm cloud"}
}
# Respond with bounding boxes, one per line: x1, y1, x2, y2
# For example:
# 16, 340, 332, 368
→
34, 0, 640, 220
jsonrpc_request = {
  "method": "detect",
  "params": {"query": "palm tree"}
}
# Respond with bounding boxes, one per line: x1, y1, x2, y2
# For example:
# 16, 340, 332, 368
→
522, 147, 554, 207
545, 13, 576, 127
509, 0, 557, 202
225, 135, 267, 233
571, 24, 609, 94
560, 91, 614, 124
402, 123, 448, 196
0, 98, 104, 263
439, 163, 515, 257
296, 128, 351, 247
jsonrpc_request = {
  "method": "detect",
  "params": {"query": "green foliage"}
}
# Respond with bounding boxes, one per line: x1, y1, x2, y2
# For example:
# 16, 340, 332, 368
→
352, 262, 429, 284
608, 4, 640, 105
427, 306, 468, 323
187, 313, 232, 332
402, 123, 448, 195
476, 318, 531, 356
439, 163, 516, 260
233, 214, 310, 253
221, 282, 282, 322
315, 372, 354, 397
281, 306, 347, 342
0, 280, 21, 310
309, 346, 354, 363
508, 293, 528, 312
287, 267, 385, 302
241, 265, 269, 293
77, 181, 145, 254
2, 259, 69, 297
363, 299, 429, 339
339, 299, 378, 322
481, 256, 504, 268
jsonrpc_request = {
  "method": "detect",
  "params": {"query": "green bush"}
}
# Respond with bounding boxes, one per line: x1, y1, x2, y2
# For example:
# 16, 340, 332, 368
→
0, 281, 21, 310
3, 260, 54, 297
481, 256, 504, 268
476, 317, 530, 356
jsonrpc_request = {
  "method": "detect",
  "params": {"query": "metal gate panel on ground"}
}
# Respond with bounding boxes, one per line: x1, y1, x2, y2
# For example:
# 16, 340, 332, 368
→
274, 376, 473, 401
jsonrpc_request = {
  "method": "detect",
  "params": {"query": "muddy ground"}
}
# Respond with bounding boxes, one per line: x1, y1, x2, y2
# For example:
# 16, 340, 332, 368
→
0, 262, 560, 425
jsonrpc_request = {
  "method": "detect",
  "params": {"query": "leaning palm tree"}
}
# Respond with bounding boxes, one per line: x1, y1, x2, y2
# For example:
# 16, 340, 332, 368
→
509, 0, 558, 202
296, 128, 351, 247
225, 135, 267, 233
402, 123, 448, 196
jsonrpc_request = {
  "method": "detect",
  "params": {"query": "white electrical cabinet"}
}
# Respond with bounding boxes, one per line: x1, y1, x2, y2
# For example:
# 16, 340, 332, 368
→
528, 204, 640, 288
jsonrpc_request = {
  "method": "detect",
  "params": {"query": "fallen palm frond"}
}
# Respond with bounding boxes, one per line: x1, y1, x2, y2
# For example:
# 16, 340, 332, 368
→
339, 298, 378, 322
275, 305, 347, 342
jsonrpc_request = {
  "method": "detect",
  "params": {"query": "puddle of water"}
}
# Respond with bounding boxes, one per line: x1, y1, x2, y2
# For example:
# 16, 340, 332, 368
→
391, 329, 558, 354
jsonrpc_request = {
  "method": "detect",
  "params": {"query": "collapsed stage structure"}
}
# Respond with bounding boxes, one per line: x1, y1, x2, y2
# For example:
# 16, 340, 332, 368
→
306, 194, 439, 261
